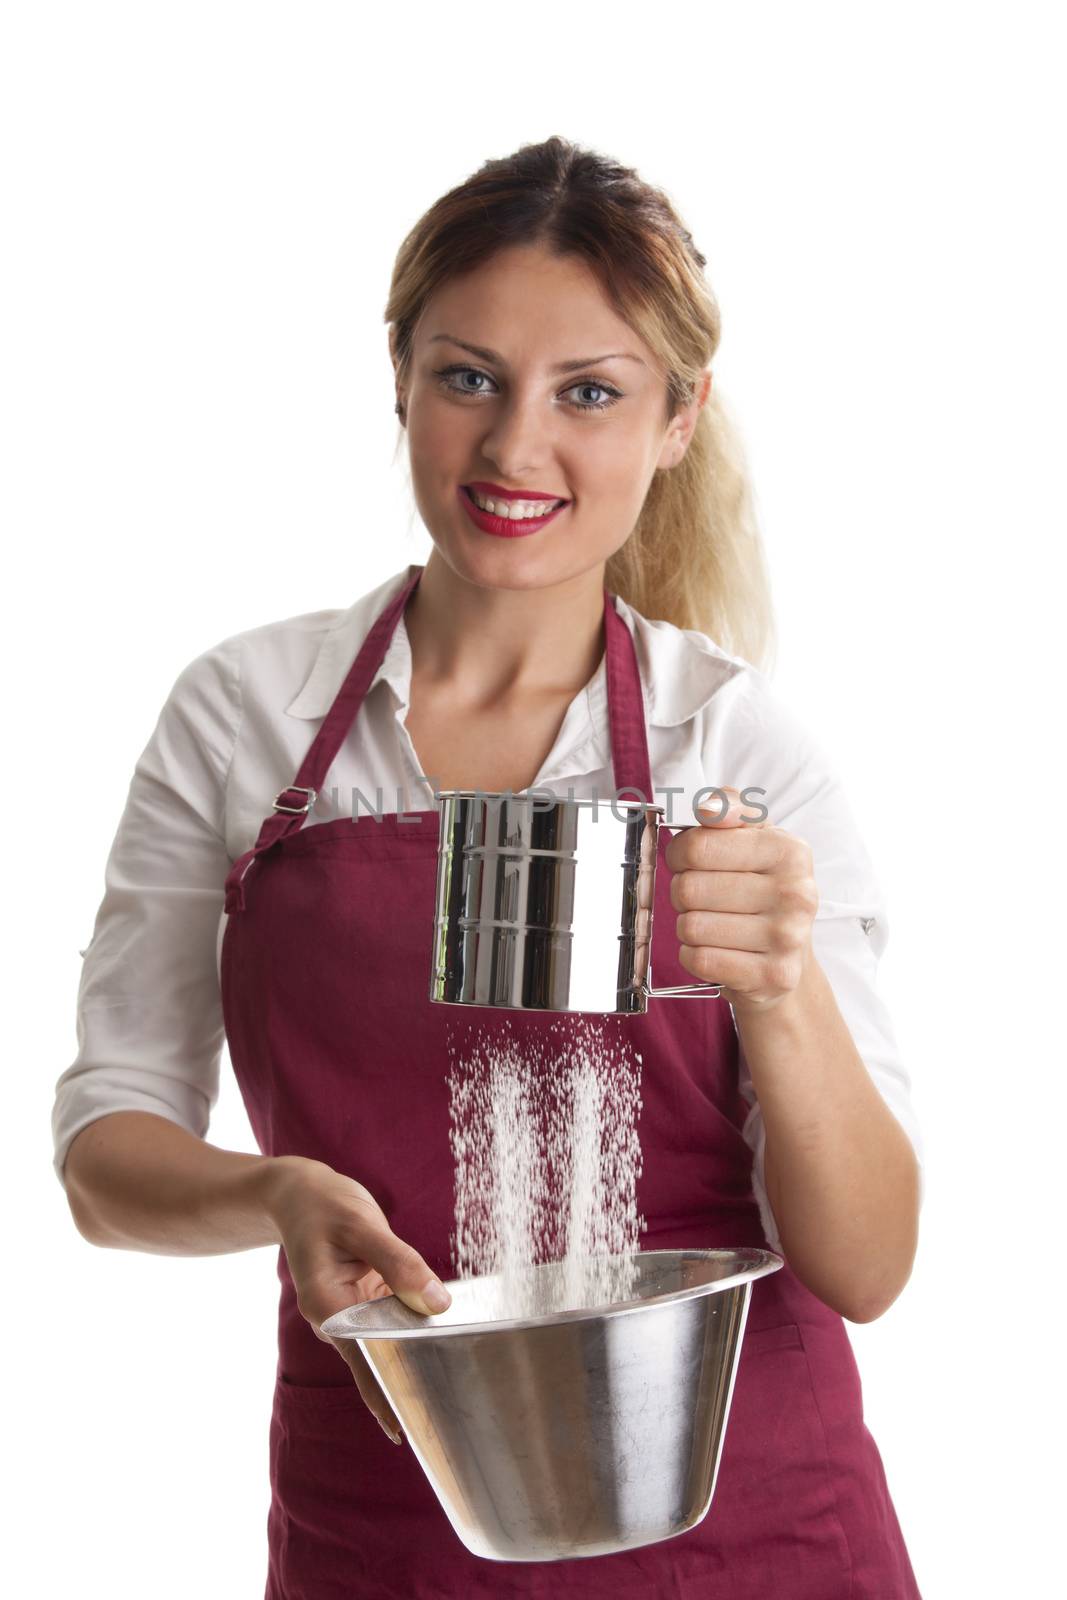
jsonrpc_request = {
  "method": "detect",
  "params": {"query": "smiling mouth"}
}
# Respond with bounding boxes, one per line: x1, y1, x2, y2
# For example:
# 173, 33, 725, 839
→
457, 484, 570, 538
461, 485, 569, 519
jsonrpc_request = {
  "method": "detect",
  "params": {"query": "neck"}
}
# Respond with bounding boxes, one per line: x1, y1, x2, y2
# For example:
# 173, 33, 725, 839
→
403, 553, 608, 708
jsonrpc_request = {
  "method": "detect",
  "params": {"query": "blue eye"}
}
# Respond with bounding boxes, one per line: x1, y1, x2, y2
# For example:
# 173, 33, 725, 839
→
566, 381, 619, 412
433, 365, 622, 414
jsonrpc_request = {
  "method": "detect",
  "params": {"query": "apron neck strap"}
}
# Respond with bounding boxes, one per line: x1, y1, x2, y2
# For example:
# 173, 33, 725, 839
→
602, 585, 654, 804
293, 566, 424, 798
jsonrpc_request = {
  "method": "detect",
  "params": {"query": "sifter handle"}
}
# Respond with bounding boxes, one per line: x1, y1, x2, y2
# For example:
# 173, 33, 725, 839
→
646, 981, 723, 1000
649, 819, 725, 999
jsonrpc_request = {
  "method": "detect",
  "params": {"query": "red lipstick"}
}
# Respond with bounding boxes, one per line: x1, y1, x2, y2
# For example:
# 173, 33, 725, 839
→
457, 484, 570, 540
466, 481, 569, 502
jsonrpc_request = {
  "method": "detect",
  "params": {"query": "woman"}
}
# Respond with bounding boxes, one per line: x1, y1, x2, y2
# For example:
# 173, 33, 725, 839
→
53, 136, 924, 1597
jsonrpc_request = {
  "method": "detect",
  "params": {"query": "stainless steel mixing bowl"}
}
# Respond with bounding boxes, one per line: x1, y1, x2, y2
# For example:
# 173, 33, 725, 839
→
321, 1247, 783, 1562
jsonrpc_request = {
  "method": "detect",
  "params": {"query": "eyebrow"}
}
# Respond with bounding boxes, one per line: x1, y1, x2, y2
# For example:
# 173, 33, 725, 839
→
427, 333, 644, 374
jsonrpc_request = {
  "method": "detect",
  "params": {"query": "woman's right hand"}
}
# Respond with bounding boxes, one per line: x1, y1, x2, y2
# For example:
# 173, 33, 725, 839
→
265, 1155, 452, 1444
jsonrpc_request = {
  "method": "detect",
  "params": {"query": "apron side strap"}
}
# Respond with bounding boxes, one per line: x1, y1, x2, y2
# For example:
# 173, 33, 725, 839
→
224, 849, 257, 915
224, 800, 311, 913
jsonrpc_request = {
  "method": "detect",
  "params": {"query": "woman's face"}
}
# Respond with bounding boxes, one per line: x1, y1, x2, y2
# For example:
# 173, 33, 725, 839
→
393, 243, 705, 594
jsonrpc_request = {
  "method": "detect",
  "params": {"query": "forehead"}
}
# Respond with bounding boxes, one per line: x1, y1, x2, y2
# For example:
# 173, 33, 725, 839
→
417, 245, 643, 359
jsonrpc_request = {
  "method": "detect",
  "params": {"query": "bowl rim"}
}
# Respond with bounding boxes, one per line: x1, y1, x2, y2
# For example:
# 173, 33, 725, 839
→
320, 1247, 784, 1343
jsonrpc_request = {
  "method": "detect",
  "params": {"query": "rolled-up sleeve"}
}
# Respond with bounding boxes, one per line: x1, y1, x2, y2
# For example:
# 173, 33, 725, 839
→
709, 680, 924, 1254
51, 634, 242, 1190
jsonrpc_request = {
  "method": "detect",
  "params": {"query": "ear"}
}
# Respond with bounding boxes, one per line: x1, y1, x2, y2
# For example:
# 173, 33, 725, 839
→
388, 326, 407, 421
656, 367, 713, 471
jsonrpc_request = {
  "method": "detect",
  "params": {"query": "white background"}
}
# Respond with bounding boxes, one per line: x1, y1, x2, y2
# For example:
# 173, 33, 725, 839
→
5, 3, 1063, 1594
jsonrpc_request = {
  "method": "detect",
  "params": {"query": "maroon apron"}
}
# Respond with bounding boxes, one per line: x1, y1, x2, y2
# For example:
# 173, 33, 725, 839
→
221, 567, 921, 1599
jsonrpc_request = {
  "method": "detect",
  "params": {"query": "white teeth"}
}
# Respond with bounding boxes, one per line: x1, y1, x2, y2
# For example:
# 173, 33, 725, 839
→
469, 489, 561, 519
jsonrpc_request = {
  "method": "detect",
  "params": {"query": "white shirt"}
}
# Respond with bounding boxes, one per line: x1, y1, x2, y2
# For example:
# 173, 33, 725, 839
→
52, 562, 924, 1253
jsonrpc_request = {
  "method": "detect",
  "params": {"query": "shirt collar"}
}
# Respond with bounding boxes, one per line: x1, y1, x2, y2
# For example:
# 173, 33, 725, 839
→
284, 564, 745, 740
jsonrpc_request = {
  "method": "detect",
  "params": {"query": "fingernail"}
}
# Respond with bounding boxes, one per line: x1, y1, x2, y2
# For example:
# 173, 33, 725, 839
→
422, 1277, 451, 1314
377, 1415, 402, 1446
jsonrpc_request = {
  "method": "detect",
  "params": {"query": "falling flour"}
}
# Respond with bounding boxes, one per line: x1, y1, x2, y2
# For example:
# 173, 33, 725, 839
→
446, 1016, 645, 1321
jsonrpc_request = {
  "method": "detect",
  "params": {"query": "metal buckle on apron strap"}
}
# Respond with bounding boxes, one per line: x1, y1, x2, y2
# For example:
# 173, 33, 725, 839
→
225, 786, 320, 912
272, 786, 317, 814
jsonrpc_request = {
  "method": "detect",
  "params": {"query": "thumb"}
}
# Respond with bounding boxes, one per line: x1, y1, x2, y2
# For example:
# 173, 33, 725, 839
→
365, 1227, 452, 1317
696, 786, 759, 829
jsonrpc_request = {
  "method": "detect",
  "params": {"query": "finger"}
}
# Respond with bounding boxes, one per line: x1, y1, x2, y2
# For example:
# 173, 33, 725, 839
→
299, 1266, 385, 1344
330, 1337, 404, 1446
361, 1227, 452, 1318
669, 868, 774, 915
637, 825, 656, 910
677, 943, 790, 995
676, 908, 773, 953
665, 822, 781, 875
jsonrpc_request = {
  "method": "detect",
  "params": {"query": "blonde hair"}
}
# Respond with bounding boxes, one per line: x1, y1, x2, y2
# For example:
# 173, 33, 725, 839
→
384, 135, 777, 674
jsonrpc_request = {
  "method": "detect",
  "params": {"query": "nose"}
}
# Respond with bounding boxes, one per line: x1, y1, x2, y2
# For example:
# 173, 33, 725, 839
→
476, 388, 557, 483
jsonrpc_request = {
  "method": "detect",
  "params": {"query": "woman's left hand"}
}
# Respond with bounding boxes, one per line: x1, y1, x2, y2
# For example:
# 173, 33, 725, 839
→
663, 786, 820, 1015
